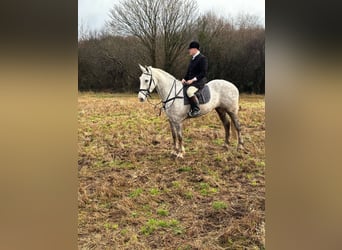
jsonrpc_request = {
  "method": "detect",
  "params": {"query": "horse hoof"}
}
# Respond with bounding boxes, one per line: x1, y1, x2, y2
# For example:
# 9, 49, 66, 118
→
171, 150, 177, 156
237, 144, 244, 151
176, 153, 183, 159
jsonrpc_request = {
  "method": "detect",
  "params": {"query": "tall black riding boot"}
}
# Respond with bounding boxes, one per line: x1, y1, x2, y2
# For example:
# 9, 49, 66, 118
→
188, 95, 201, 117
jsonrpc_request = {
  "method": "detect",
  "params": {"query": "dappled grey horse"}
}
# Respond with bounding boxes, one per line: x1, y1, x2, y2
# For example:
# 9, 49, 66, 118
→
138, 65, 244, 158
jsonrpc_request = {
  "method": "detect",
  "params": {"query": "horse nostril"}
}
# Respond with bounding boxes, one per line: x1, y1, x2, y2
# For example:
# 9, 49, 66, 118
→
139, 97, 144, 102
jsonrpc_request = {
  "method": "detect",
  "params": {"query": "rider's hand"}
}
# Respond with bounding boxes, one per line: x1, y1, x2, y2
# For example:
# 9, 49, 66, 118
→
181, 79, 186, 84
187, 79, 194, 84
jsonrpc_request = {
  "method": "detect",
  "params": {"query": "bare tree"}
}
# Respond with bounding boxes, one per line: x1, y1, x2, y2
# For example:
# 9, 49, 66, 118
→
235, 12, 262, 30
108, 0, 161, 66
196, 12, 227, 51
160, 0, 198, 72
108, 0, 198, 70
78, 19, 91, 41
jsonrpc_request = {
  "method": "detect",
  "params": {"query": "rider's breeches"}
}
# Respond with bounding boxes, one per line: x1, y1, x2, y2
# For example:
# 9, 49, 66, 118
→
186, 86, 199, 97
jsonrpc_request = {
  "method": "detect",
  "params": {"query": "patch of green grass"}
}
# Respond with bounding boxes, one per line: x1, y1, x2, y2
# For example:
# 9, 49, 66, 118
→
129, 188, 143, 198
246, 173, 258, 186
246, 173, 254, 180
199, 182, 209, 189
172, 226, 184, 235
184, 138, 192, 143
92, 160, 107, 168
256, 160, 266, 168
104, 222, 119, 230
212, 201, 228, 210
213, 138, 224, 145
172, 181, 181, 188
157, 208, 169, 216
177, 246, 192, 250
110, 160, 135, 169
199, 182, 218, 196
250, 180, 258, 186
141, 219, 183, 235
185, 191, 193, 199
208, 124, 220, 129
149, 188, 160, 196
99, 202, 112, 209
208, 169, 219, 180
142, 205, 151, 211
120, 228, 128, 235
177, 166, 192, 172
214, 154, 224, 161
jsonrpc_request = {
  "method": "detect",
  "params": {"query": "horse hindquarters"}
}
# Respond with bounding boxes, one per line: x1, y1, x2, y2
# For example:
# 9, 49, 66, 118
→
211, 80, 243, 150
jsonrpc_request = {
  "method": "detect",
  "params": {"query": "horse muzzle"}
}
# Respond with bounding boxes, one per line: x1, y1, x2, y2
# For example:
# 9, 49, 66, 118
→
138, 92, 147, 102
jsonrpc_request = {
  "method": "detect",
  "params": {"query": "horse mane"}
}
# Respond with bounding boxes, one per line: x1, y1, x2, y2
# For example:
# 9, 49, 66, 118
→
151, 67, 179, 82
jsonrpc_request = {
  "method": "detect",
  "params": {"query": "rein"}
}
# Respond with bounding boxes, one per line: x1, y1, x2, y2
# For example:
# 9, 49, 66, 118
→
162, 79, 184, 110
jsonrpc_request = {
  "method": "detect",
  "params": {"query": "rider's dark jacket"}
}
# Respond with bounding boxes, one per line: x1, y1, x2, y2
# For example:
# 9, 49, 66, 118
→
184, 53, 208, 89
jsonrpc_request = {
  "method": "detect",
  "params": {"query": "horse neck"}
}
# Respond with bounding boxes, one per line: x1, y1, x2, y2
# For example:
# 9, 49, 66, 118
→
152, 69, 181, 100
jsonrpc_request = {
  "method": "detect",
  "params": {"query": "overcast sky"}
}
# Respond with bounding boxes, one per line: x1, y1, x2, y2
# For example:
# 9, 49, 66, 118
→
78, 0, 265, 32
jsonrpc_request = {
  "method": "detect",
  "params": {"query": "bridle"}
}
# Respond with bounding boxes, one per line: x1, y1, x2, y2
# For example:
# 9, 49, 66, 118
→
139, 70, 184, 115
139, 72, 156, 98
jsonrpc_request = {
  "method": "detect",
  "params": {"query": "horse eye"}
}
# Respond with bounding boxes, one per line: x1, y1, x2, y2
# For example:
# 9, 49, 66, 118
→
145, 80, 149, 83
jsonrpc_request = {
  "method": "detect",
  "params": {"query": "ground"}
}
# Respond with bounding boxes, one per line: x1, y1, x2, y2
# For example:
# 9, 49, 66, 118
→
78, 93, 265, 249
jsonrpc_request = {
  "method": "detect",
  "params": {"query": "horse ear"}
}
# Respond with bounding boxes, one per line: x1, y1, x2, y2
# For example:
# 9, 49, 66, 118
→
139, 64, 146, 72
146, 66, 153, 73
144, 65, 149, 73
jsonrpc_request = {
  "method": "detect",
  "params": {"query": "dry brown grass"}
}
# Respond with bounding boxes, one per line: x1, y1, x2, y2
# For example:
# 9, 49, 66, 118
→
78, 93, 265, 249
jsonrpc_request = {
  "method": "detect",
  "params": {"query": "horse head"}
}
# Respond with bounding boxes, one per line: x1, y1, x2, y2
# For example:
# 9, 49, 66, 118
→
138, 64, 156, 102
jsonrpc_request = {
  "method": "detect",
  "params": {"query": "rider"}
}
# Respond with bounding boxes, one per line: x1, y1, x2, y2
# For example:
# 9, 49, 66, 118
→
181, 41, 208, 117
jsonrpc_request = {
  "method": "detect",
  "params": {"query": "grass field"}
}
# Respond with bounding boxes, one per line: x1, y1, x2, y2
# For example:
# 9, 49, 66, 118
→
78, 93, 265, 249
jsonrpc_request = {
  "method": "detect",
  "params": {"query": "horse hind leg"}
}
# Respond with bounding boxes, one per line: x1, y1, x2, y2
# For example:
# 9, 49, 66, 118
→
215, 108, 231, 149
227, 111, 244, 150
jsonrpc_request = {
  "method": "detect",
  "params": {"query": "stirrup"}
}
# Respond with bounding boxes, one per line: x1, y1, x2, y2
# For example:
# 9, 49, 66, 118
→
188, 109, 201, 118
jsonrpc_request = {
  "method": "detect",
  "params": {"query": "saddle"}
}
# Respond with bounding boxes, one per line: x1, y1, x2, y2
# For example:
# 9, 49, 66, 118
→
183, 85, 211, 105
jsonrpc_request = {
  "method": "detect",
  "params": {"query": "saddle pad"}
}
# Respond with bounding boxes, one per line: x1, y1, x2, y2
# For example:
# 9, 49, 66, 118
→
183, 85, 211, 105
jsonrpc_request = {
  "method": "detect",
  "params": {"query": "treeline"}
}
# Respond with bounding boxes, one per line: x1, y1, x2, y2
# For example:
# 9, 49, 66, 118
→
78, 0, 264, 94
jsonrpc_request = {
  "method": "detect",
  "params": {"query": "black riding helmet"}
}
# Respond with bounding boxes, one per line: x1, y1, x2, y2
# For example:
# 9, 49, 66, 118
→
188, 41, 200, 49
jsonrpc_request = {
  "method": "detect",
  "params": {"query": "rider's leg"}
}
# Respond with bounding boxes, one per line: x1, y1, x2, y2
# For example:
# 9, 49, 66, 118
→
186, 86, 201, 117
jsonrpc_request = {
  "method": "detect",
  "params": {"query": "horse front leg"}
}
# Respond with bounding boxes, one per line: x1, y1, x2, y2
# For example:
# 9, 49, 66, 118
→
169, 120, 178, 156
174, 122, 185, 158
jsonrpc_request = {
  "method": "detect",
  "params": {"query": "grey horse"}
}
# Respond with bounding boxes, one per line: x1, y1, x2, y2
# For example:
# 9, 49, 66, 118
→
138, 65, 244, 158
